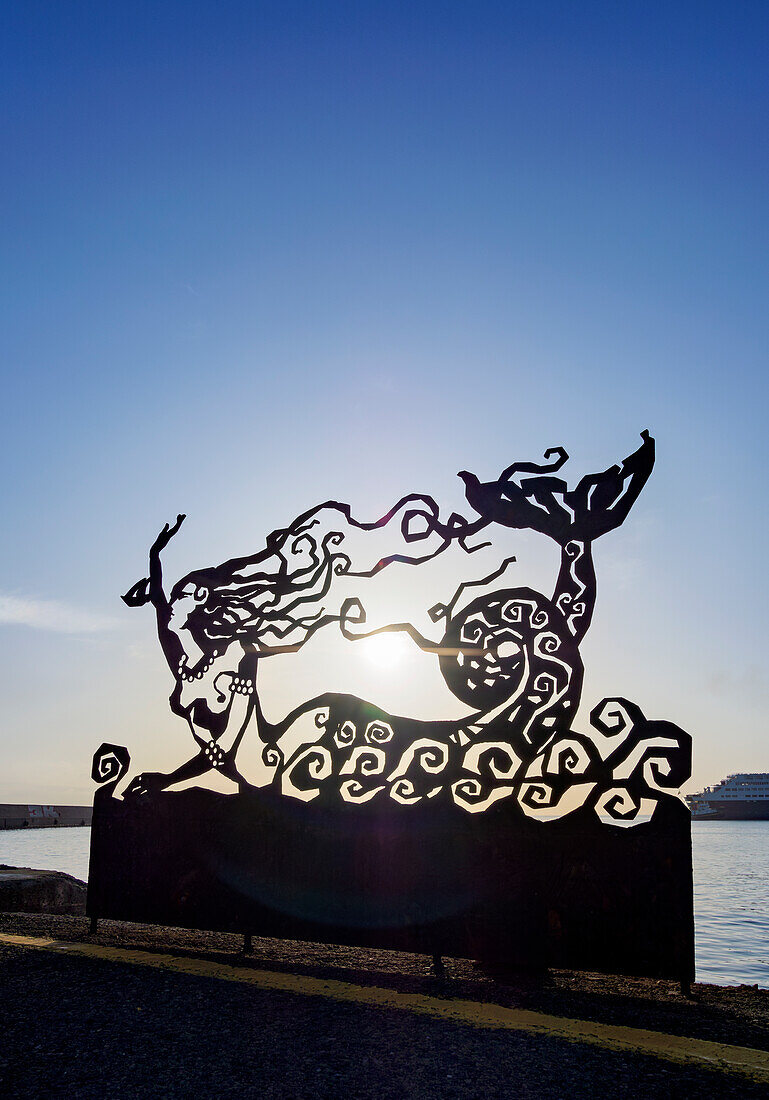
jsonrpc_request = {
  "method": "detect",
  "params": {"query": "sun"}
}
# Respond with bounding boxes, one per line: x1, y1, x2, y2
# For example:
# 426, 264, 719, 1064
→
360, 632, 410, 669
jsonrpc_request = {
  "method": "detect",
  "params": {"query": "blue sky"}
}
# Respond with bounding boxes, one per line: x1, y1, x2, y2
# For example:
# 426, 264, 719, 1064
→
1, 1, 767, 801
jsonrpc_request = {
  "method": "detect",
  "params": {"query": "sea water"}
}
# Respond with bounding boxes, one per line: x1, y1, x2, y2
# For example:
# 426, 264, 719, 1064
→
1, 820, 767, 987
1, 826, 91, 884
690, 820, 769, 987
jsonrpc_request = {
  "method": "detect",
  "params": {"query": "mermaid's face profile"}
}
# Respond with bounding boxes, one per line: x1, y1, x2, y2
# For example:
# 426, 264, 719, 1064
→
168, 582, 214, 655
168, 584, 198, 625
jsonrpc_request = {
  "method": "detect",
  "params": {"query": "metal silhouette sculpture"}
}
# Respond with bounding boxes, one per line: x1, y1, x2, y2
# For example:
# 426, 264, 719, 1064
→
88, 432, 694, 983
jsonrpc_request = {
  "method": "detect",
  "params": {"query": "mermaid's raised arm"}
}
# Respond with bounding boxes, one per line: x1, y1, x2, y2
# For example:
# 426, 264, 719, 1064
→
122, 514, 186, 670
122, 514, 186, 609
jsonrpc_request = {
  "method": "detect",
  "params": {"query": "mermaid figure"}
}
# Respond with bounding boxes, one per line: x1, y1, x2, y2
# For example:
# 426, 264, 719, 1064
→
120, 433, 655, 803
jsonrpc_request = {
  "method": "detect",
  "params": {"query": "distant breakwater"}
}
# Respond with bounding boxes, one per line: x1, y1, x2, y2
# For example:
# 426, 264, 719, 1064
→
0, 805, 92, 830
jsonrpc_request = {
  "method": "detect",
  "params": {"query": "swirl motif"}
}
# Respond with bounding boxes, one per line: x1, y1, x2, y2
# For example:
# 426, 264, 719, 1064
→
342, 746, 386, 773
387, 738, 450, 803
365, 721, 394, 745
264, 689, 688, 828
595, 786, 643, 822
590, 698, 642, 740
502, 601, 524, 623
333, 554, 352, 575
280, 745, 333, 802
388, 738, 450, 779
613, 736, 681, 784
518, 780, 555, 808
459, 618, 486, 644
333, 721, 357, 748
339, 747, 387, 802
91, 744, 130, 787
440, 589, 569, 713
532, 672, 556, 697
600, 714, 691, 824
390, 778, 422, 805
462, 741, 520, 780
544, 736, 593, 777
451, 743, 523, 814
451, 777, 484, 809
451, 741, 521, 813
535, 632, 560, 655
340, 779, 385, 803
98, 753, 121, 781
644, 758, 671, 789
556, 592, 573, 613
262, 744, 283, 769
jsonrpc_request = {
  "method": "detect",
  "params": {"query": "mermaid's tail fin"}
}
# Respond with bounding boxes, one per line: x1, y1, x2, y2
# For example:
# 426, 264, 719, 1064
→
460, 431, 655, 544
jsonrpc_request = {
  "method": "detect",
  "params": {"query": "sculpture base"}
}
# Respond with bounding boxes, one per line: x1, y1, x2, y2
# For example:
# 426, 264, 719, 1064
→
87, 786, 694, 982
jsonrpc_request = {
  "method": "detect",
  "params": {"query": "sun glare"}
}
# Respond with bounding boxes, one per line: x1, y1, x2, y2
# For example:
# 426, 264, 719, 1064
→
360, 632, 410, 669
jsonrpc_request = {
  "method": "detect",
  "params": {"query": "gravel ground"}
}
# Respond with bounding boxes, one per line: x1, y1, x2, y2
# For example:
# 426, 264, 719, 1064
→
1, 913, 768, 1098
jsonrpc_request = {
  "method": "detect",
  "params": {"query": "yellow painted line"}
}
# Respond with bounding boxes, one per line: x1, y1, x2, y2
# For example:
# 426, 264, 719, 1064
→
2, 932, 768, 1082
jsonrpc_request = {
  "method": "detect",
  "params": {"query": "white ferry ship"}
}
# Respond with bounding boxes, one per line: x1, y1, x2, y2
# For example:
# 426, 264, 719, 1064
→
686, 773, 769, 820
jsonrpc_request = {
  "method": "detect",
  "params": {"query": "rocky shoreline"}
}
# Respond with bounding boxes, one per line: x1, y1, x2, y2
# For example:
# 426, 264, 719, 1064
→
0, 865, 87, 914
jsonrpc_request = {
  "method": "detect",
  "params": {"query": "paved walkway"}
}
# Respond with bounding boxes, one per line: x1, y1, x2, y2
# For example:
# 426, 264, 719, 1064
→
1, 931, 768, 1098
